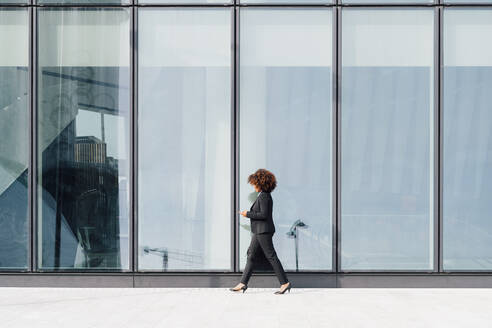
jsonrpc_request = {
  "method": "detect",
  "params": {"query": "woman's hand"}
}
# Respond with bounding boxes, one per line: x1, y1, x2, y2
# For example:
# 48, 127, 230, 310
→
238, 210, 248, 217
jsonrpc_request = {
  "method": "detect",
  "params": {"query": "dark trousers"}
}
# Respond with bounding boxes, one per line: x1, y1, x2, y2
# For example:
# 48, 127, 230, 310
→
240, 232, 288, 285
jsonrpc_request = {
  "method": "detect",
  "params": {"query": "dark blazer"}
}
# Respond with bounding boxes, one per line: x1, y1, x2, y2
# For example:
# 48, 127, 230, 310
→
246, 191, 275, 234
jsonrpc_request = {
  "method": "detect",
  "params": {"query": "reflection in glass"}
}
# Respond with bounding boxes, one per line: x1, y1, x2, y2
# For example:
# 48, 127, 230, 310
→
341, 9, 434, 270
343, 0, 431, 3
37, 9, 130, 270
445, 0, 492, 3
140, 0, 229, 4
138, 9, 231, 271
0, 9, 29, 269
38, 0, 129, 5
242, 0, 331, 4
443, 10, 492, 270
0, 0, 28, 3
239, 9, 333, 271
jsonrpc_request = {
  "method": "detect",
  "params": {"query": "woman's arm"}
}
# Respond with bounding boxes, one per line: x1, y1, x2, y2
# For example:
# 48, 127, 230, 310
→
246, 194, 269, 220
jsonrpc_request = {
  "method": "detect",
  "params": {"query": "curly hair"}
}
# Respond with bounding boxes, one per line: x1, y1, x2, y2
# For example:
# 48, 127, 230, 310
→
248, 169, 277, 193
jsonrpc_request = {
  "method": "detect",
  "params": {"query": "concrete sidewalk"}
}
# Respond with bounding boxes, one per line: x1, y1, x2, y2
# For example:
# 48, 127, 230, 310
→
1, 288, 491, 328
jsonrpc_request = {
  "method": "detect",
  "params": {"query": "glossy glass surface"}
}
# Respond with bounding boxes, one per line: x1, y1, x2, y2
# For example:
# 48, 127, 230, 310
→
138, 9, 232, 271
239, 8, 333, 271
140, 0, 229, 4
241, 0, 331, 5
341, 9, 434, 270
0, 9, 29, 270
443, 9, 492, 270
0, 0, 28, 4
37, 9, 130, 270
445, 0, 492, 3
343, 0, 432, 4
38, 0, 129, 5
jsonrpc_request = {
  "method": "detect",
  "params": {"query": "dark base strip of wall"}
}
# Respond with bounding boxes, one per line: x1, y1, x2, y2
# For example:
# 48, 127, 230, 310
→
2, 273, 492, 288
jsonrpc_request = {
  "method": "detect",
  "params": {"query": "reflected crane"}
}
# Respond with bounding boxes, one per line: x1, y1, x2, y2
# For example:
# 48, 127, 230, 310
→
142, 246, 203, 270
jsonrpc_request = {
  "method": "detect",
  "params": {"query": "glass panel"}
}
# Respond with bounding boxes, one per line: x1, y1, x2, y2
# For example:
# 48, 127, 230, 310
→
343, 0, 432, 3
443, 9, 492, 270
242, 0, 331, 5
239, 8, 333, 271
445, 0, 492, 3
0, 9, 29, 270
38, 0, 129, 5
0, 0, 28, 4
341, 9, 434, 270
138, 9, 231, 271
37, 8, 130, 270
140, 0, 230, 4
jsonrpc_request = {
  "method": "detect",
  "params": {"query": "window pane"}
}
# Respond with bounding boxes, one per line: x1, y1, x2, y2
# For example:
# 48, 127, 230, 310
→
239, 9, 333, 271
37, 9, 130, 270
138, 9, 231, 271
242, 0, 331, 4
343, 0, 432, 3
140, 0, 230, 4
0, 9, 29, 270
38, 0, 129, 5
443, 9, 492, 270
445, 0, 492, 3
0, 0, 28, 4
341, 9, 434, 270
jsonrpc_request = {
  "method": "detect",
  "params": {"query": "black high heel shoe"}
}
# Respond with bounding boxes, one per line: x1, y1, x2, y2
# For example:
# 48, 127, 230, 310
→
274, 282, 292, 295
229, 284, 248, 293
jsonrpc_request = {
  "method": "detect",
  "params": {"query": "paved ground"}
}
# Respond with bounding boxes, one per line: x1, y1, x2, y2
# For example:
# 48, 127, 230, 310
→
1, 288, 491, 328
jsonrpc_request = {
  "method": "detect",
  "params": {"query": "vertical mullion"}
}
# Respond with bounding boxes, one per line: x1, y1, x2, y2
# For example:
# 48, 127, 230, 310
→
433, 6, 440, 273
437, 5, 444, 273
336, 6, 342, 273
331, 5, 338, 273
28, 5, 33, 272
31, 6, 38, 272
131, 5, 138, 273
233, 5, 240, 273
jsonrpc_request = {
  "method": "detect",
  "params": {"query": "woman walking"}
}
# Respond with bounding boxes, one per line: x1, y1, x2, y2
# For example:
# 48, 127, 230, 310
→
230, 169, 291, 294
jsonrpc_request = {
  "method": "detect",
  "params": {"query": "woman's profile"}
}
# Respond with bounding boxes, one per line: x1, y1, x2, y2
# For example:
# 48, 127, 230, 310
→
230, 169, 291, 294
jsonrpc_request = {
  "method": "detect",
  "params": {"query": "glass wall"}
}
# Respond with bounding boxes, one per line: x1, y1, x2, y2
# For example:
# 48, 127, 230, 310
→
37, 8, 130, 270
137, 8, 232, 271
239, 8, 333, 271
341, 9, 434, 270
1, 0, 492, 277
443, 9, 492, 271
0, 9, 29, 269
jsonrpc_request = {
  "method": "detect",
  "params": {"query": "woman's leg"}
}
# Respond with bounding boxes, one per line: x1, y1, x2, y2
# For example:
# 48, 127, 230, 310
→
256, 233, 288, 285
240, 233, 260, 285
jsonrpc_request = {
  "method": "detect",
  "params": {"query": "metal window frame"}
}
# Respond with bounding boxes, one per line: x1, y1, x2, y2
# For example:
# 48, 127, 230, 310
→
439, 5, 492, 273
335, 4, 341, 273
435, 3, 442, 273
29, 5, 35, 272
131, 4, 137, 274
231, 4, 241, 272
32, 5, 38, 272
333, 3, 339, 273
33, 6, 134, 274
2, 0, 492, 283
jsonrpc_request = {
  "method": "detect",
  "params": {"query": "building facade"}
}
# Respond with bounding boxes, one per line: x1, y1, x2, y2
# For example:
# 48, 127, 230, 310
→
1, 0, 492, 287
